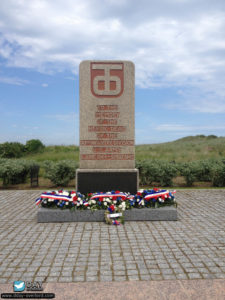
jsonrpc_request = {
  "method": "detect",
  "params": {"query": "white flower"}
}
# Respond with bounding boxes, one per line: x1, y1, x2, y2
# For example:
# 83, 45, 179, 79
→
122, 202, 126, 207
106, 198, 111, 203
80, 200, 83, 205
91, 200, 96, 204
138, 189, 144, 193
122, 206, 126, 211
66, 202, 69, 205
104, 202, 107, 206
113, 200, 117, 204
87, 207, 90, 209
141, 200, 145, 206
119, 204, 122, 209
78, 197, 81, 201
77, 203, 80, 206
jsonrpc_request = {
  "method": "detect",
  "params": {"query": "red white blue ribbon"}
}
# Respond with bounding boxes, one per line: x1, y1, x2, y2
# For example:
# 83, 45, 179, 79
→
144, 190, 176, 200
35, 193, 72, 205
90, 193, 127, 200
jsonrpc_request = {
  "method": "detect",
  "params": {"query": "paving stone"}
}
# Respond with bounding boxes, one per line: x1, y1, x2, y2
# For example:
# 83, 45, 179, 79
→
175, 273, 188, 279
162, 274, 177, 280
100, 275, 113, 281
45, 277, 58, 282
0, 190, 225, 283
58, 276, 73, 282
127, 269, 139, 275
73, 276, 85, 282
128, 275, 140, 281
187, 273, 203, 279
86, 276, 98, 281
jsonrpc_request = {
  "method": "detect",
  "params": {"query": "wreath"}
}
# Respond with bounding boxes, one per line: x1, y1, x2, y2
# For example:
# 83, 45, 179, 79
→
104, 204, 124, 225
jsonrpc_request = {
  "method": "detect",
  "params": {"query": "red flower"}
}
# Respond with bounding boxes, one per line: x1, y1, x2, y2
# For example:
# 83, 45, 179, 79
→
72, 196, 78, 202
137, 192, 142, 196
115, 190, 120, 194
88, 193, 93, 197
153, 188, 159, 192
109, 204, 115, 212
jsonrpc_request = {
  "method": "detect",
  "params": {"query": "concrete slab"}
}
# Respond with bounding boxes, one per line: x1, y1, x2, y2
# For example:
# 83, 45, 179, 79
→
37, 206, 177, 222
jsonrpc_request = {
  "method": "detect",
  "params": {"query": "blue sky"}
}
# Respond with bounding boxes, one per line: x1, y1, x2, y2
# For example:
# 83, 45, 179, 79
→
0, 0, 225, 145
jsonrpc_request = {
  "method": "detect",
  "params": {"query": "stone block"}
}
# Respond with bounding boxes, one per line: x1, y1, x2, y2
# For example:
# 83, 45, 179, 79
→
37, 206, 177, 223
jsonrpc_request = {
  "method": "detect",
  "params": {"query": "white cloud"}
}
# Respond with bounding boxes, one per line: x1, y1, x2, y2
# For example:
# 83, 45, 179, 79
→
42, 83, 48, 87
0, 76, 29, 85
0, 0, 225, 111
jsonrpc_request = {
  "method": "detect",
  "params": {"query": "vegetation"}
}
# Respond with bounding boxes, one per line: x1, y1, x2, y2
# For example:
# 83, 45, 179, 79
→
0, 139, 45, 158
42, 160, 78, 186
0, 159, 40, 186
0, 142, 26, 158
136, 135, 225, 162
0, 135, 225, 188
25, 139, 45, 153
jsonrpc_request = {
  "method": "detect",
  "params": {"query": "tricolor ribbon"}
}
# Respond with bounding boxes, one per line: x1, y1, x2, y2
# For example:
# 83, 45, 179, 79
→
144, 190, 176, 200
36, 192, 72, 204
90, 193, 127, 200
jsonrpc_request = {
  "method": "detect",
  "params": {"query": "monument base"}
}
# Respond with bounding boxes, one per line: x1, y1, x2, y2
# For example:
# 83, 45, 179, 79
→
38, 207, 177, 223
76, 169, 139, 194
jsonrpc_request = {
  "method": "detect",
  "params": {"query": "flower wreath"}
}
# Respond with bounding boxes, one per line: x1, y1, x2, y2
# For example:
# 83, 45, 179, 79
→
104, 204, 124, 225
35, 189, 176, 226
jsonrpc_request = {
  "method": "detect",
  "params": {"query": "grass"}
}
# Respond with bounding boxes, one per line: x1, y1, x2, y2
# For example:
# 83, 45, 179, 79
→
22, 135, 225, 163
136, 135, 225, 162
25, 145, 79, 162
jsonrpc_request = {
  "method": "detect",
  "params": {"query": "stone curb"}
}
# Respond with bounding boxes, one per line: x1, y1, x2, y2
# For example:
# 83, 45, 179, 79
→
37, 206, 177, 222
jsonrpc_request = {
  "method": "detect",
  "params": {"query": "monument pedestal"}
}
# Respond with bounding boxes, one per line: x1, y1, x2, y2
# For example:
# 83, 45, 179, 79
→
76, 169, 139, 194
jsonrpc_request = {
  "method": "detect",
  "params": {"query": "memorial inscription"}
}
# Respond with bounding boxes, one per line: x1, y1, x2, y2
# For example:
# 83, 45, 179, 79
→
76, 60, 139, 194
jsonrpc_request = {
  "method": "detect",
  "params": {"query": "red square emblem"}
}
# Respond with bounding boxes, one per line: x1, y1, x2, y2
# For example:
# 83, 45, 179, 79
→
91, 62, 124, 98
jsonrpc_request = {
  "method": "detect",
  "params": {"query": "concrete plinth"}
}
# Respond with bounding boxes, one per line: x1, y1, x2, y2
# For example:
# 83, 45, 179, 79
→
37, 206, 177, 223
76, 168, 139, 194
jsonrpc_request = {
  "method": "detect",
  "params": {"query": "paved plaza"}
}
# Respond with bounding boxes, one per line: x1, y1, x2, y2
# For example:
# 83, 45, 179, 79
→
0, 189, 225, 284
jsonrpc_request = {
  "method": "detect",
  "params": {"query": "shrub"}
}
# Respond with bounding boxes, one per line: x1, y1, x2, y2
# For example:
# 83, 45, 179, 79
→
211, 161, 225, 187
25, 139, 45, 153
179, 162, 199, 186
136, 160, 177, 187
0, 142, 26, 158
0, 159, 40, 185
42, 160, 78, 186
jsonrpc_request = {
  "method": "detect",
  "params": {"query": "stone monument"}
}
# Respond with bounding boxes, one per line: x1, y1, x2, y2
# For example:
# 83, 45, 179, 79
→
76, 60, 139, 194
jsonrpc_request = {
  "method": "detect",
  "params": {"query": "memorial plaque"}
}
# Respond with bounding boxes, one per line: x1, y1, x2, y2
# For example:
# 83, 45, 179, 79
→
76, 60, 139, 194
